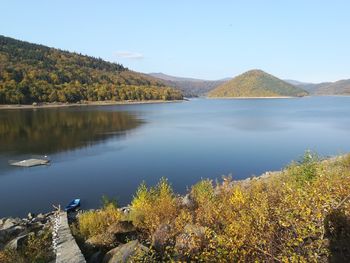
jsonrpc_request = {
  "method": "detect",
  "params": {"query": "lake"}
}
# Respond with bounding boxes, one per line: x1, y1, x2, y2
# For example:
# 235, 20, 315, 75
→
1, 97, 350, 217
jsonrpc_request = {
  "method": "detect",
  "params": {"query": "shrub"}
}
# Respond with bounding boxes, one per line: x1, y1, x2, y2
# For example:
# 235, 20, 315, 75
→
78, 203, 122, 239
130, 178, 177, 234
191, 179, 215, 206
287, 150, 320, 184
101, 195, 117, 208
341, 154, 350, 169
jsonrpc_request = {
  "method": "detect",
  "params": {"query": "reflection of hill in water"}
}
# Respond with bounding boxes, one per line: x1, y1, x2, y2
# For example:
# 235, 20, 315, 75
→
0, 109, 143, 155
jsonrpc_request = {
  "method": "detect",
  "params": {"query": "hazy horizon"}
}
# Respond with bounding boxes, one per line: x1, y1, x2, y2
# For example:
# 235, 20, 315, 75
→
1, 0, 349, 83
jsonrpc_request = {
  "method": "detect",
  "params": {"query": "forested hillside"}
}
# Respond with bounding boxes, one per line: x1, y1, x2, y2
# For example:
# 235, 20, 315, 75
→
0, 36, 182, 104
209, 70, 308, 98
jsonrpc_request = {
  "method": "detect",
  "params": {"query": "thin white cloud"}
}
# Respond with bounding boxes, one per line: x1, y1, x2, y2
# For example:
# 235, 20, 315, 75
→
115, 51, 144, 59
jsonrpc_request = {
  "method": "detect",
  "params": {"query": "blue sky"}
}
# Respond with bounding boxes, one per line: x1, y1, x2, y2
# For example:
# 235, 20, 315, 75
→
1, 0, 349, 82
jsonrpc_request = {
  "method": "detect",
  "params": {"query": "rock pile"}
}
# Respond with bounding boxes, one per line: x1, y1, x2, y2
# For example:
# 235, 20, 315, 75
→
0, 212, 53, 251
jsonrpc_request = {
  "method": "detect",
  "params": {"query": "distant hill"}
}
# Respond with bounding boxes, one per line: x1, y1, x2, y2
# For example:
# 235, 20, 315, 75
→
149, 73, 204, 82
314, 79, 350, 95
285, 79, 350, 95
0, 35, 182, 104
284, 80, 325, 94
208, 70, 308, 98
284, 79, 311, 86
149, 73, 227, 97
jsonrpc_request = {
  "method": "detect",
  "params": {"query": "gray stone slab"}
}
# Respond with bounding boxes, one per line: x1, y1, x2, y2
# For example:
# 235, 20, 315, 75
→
56, 212, 86, 263
10, 158, 49, 167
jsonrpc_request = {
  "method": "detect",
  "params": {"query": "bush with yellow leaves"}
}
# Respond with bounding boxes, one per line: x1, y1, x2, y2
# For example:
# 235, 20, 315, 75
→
78, 202, 122, 240
129, 153, 350, 262
74, 153, 350, 262
130, 177, 178, 235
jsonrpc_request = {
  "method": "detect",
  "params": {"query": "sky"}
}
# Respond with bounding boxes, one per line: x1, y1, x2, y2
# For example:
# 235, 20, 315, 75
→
1, 0, 349, 82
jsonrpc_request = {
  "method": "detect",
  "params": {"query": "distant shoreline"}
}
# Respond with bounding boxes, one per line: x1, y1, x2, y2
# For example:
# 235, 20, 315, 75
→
207, 96, 298, 99
0, 100, 184, 110
207, 95, 350, 99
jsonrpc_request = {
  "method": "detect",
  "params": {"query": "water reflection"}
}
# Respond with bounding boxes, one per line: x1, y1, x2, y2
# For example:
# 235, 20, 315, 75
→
1, 97, 350, 217
0, 109, 143, 155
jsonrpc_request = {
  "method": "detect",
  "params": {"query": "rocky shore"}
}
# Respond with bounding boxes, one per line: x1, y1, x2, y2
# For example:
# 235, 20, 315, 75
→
0, 170, 281, 263
71, 205, 208, 263
0, 211, 55, 261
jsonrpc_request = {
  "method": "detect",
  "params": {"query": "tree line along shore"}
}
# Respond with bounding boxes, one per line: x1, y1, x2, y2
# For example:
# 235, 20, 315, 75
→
0, 99, 184, 110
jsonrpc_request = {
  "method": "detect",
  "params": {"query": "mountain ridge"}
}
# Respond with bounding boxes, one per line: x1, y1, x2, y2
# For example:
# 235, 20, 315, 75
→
208, 69, 308, 98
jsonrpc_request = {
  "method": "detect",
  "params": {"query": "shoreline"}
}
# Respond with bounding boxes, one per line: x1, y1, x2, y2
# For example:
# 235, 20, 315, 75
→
207, 95, 350, 100
207, 96, 300, 99
1, 96, 348, 110
0, 99, 184, 110
1, 154, 346, 218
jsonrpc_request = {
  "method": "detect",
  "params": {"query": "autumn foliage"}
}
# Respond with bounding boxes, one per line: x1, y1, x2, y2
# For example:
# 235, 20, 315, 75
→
0, 35, 183, 104
77, 153, 350, 262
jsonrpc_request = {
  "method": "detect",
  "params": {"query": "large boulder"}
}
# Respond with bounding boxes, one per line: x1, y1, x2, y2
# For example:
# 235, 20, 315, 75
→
31, 213, 48, 224
85, 221, 137, 249
0, 225, 26, 248
1, 218, 21, 230
5, 226, 26, 237
175, 224, 208, 256
103, 240, 149, 263
107, 221, 135, 234
27, 213, 35, 220
88, 250, 103, 263
107, 221, 137, 243
85, 233, 115, 248
180, 194, 196, 209
5, 234, 29, 250
151, 224, 173, 252
119, 207, 131, 216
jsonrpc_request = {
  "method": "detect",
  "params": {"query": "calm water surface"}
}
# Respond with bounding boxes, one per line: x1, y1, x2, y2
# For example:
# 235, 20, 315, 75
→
1, 97, 350, 217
